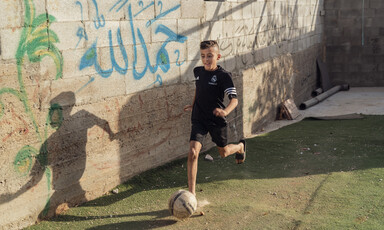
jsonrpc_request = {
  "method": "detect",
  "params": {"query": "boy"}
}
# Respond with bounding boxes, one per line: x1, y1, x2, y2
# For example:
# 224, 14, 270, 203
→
184, 40, 246, 196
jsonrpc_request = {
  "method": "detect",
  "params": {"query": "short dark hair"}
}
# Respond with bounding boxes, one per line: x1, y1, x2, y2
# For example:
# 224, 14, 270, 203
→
200, 40, 219, 50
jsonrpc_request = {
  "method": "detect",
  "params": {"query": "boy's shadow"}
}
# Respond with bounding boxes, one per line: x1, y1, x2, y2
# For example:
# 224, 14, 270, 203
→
50, 209, 178, 229
0, 91, 114, 218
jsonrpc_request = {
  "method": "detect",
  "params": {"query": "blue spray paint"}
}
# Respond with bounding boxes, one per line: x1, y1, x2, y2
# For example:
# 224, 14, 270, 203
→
93, 0, 105, 29
147, 74, 163, 87
135, 1, 155, 17
174, 50, 185, 66
79, 28, 128, 78
128, 4, 187, 80
75, 1, 88, 48
109, 28, 129, 75
110, 0, 129, 12
79, 40, 113, 78
75, 28, 88, 48
146, 2, 180, 27
76, 77, 95, 93
155, 24, 187, 72
79, 1, 187, 88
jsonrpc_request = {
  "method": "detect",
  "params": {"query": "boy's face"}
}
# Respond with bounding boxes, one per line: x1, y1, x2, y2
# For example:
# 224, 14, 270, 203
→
200, 46, 221, 71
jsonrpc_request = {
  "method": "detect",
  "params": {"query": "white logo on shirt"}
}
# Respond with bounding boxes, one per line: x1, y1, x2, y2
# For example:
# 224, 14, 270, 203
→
209, 75, 218, 85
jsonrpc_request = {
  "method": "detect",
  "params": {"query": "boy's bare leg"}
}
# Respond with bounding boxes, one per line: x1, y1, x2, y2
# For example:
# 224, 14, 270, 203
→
188, 140, 202, 196
217, 142, 244, 158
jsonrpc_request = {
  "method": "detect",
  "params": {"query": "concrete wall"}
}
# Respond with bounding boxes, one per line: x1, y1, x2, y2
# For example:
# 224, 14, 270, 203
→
0, 0, 323, 228
324, 0, 384, 86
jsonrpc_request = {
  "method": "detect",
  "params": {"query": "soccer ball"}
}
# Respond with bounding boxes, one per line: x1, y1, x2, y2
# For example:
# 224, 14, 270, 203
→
168, 190, 197, 219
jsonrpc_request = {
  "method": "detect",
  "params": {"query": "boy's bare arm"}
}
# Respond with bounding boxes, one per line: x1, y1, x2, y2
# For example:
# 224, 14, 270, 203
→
213, 98, 238, 117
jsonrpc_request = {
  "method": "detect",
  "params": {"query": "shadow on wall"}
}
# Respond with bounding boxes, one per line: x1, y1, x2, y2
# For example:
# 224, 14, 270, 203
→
115, 84, 193, 185
246, 58, 295, 134
0, 92, 114, 218
59, 0, 321, 215
108, 0, 323, 194
0, 0, 326, 227
204, 0, 323, 135
245, 46, 320, 135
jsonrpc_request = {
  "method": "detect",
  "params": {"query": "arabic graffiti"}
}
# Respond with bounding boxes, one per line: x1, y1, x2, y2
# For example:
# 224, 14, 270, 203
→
1, 0, 186, 218
75, 1, 88, 48
78, 0, 187, 89
92, 0, 106, 29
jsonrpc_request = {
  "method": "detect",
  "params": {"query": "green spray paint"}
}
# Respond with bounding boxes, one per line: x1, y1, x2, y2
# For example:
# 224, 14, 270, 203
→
48, 103, 63, 130
160, 52, 168, 65
13, 145, 39, 176
0, 0, 63, 216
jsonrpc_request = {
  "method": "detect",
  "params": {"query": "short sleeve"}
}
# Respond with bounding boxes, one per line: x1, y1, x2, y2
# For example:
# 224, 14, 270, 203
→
222, 72, 237, 99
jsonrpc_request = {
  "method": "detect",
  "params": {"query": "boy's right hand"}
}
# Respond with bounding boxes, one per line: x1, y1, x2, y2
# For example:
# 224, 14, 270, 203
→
184, 105, 193, 112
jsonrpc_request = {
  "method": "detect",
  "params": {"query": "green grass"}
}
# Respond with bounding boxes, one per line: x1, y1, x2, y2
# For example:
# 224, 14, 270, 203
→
27, 115, 384, 229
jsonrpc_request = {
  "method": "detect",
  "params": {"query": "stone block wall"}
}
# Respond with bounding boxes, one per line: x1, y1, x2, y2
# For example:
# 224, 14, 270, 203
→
324, 0, 384, 86
0, 0, 323, 228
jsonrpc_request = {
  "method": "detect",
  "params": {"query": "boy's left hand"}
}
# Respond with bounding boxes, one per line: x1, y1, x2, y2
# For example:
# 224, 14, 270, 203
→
184, 105, 193, 112
213, 108, 228, 117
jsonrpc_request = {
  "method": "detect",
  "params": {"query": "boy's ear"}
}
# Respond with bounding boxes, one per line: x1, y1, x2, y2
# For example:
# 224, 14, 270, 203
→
217, 53, 222, 60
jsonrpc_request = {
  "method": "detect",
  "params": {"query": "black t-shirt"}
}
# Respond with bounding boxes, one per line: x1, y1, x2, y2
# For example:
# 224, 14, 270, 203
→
192, 65, 237, 126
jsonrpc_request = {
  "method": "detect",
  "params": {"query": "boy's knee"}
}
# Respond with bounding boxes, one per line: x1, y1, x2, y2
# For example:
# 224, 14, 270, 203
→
188, 148, 199, 161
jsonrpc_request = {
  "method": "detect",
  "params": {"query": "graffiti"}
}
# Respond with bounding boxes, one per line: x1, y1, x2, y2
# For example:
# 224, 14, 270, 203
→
80, 28, 128, 78
13, 146, 39, 176
110, 0, 130, 12
174, 50, 185, 66
217, 23, 263, 67
75, 76, 95, 93
0, 0, 63, 216
134, 1, 155, 17
48, 103, 64, 129
146, 1, 180, 27
78, 1, 187, 89
92, 0, 106, 29
218, 22, 265, 58
0, 0, 63, 140
1, 0, 185, 218
130, 22, 187, 80
75, 1, 88, 48
147, 74, 163, 88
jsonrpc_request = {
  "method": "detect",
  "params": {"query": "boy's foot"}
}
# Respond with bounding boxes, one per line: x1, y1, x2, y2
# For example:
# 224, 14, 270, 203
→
235, 140, 246, 164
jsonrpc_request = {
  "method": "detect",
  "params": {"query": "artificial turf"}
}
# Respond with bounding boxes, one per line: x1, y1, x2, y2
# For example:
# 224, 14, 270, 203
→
27, 115, 384, 229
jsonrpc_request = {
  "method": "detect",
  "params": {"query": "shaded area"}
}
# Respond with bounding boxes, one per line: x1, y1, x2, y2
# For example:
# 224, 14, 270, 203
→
0, 92, 114, 218
307, 113, 364, 120
27, 115, 384, 229
181, 0, 323, 136
52, 209, 177, 230
52, 209, 170, 222
87, 219, 177, 230
324, 0, 384, 87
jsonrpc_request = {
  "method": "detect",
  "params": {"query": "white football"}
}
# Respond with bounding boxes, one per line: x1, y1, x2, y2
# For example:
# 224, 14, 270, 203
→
168, 190, 197, 219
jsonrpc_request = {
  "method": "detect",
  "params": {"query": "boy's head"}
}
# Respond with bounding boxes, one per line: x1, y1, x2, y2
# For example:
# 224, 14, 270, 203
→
200, 40, 221, 71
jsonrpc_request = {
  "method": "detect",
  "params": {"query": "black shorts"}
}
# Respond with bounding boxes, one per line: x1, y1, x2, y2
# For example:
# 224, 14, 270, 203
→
190, 120, 228, 147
